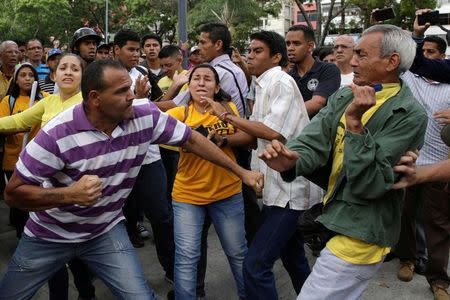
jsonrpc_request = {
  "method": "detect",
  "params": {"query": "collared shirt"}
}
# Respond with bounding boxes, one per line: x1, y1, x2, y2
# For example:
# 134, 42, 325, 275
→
129, 66, 161, 164
288, 60, 340, 102
250, 66, 323, 210
210, 54, 249, 117
173, 54, 249, 118
0, 69, 12, 100
16, 100, 191, 242
402, 71, 450, 165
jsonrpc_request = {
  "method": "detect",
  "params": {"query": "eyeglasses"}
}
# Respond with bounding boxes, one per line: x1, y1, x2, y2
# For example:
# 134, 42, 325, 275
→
333, 44, 352, 50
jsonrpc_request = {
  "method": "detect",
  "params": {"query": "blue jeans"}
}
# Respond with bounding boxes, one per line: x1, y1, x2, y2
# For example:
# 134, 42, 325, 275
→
173, 193, 247, 299
243, 205, 310, 299
0, 222, 156, 300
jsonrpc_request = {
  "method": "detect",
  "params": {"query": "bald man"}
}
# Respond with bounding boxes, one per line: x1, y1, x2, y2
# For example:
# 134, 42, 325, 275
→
333, 35, 355, 86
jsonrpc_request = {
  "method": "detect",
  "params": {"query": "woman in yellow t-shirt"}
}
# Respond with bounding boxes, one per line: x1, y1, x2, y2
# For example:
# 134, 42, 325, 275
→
0, 63, 48, 237
166, 64, 247, 299
0, 54, 84, 133
0, 54, 96, 300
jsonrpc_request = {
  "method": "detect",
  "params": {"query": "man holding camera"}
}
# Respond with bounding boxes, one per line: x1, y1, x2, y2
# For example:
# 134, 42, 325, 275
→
410, 9, 450, 83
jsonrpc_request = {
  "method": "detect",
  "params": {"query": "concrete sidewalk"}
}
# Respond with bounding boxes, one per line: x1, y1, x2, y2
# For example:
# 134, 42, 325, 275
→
0, 200, 441, 300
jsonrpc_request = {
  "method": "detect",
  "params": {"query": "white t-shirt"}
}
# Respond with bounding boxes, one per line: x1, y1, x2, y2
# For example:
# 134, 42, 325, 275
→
129, 66, 161, 164
340, 72, 354, 87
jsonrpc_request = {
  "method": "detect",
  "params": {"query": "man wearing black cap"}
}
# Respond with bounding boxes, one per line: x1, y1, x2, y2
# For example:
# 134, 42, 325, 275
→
38, 48, 62, 94
96, 43, 111, 61
71, 27, 101, 64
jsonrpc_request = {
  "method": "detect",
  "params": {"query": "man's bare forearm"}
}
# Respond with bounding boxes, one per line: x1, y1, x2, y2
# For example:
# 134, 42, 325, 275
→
225, 115, 285, 143
183, 131, 245, 178
5, 173, 76, 211
227, 130, 257, 149
155, 100, 177, 112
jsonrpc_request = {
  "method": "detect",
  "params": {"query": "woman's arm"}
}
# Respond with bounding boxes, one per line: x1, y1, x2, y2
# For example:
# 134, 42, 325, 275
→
0, 98, 46, 133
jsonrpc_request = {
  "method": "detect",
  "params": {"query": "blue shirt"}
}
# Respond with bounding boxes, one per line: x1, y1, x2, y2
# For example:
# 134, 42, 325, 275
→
34, 64, 50, 80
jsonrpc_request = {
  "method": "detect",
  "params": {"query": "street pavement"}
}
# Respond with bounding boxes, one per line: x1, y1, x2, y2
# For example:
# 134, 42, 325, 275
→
0, 199, 443, 300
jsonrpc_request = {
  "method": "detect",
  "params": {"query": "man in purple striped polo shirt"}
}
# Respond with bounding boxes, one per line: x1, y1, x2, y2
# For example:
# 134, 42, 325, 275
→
0, 60, 263, 300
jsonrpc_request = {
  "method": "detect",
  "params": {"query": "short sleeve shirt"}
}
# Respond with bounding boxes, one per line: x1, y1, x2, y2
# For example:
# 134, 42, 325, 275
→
288, 60, 341, 102
16, 100, 191, 242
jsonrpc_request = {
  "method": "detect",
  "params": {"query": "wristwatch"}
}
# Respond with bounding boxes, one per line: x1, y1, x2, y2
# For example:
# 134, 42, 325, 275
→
221, 136, 228, 147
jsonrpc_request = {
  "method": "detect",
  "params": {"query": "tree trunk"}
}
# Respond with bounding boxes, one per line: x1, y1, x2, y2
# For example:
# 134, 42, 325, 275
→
340, 0, 345, 34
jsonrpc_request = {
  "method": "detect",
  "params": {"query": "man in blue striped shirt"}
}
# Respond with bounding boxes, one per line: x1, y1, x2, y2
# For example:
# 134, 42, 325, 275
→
26, 39, 49, 80
0, 60, 263, 300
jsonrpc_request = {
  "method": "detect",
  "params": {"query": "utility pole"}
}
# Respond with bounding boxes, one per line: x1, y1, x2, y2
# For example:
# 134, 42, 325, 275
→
178, 0, 188, 69
105, 0, 109, 43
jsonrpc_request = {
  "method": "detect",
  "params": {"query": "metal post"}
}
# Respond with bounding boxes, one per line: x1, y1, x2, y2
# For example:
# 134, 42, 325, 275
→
178, 0, 188, 69
105, 0, 109, 43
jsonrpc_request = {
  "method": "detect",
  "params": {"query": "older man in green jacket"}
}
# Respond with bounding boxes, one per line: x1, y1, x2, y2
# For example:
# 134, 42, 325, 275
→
259, 24, 428, 300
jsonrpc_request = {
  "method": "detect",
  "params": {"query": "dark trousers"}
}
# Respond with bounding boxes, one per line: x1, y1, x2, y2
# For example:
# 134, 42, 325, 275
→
123, 160, 175, 276
243, 205, 310, 299
397, 182, 450, 287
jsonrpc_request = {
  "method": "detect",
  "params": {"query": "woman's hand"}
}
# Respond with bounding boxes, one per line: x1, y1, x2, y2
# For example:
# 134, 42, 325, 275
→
203, 97, 227, 117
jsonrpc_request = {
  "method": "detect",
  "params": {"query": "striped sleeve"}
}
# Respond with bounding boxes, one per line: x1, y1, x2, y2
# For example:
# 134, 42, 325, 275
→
148, 102, 192, 146
15, 129, 64, 185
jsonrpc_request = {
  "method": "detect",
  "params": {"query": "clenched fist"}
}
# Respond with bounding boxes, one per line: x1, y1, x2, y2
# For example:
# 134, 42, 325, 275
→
69, 175, 102, 206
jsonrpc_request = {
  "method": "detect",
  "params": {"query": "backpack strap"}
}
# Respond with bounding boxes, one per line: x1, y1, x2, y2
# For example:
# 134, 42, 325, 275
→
220, 101, 237, 116
8, 95, 16, 114
135, 65, 148, 76
182, 104, 190, 123
216, 64, 246, 117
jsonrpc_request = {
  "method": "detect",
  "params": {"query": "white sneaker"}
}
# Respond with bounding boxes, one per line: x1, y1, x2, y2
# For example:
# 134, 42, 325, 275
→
136, 223, 150, 238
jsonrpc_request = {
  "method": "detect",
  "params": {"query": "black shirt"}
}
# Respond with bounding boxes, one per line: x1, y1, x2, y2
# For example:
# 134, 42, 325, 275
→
288, 60, 341, 102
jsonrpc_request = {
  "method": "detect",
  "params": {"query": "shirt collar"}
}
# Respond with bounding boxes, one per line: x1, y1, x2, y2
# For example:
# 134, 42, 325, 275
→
73, 104, 96, 131
73, 104, 127, 135
255, 66, 281, 88
412, 72, 441, 85
210, 54, 230, 66
291, 59, 321, 78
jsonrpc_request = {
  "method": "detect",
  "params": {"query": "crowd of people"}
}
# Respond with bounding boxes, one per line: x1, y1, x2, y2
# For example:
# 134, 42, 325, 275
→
0, 7, 448, 300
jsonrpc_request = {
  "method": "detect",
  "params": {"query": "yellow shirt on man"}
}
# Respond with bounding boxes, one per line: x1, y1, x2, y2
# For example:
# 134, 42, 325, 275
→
325, 83, 401, 264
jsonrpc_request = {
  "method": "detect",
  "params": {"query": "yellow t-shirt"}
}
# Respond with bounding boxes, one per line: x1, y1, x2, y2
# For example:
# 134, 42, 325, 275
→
158, 70, 189, 152
0, 92, 82, 131
0, 71, 11, 101
157, 70, 189, 96
0, 92, 49, 170
167, 102, 242, 205
325, 83, 401, 264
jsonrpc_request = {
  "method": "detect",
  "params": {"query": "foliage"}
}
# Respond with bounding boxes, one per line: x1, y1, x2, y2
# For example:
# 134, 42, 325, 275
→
0, 0, 71, 44
0, 0, 281, 48
348, 0, 437, 29
188, 0, 282, 50
294, 0, 437, 46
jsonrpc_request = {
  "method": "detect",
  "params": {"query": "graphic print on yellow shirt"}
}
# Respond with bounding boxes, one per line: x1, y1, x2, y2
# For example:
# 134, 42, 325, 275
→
324, 83, 401, 264
167, 102, 242, 205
